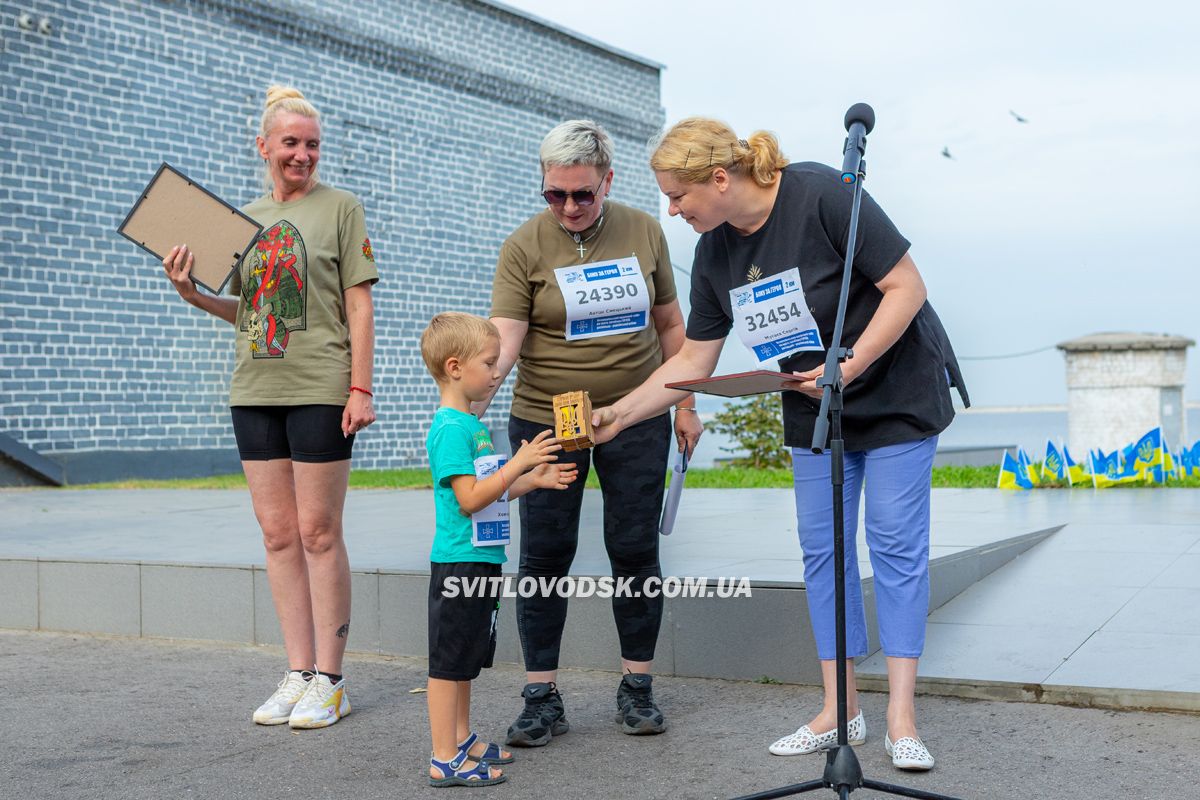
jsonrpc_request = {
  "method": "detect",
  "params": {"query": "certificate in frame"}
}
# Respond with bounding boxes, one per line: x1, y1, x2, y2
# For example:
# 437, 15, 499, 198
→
665, 370, 797, 398
117, 162, 261, 295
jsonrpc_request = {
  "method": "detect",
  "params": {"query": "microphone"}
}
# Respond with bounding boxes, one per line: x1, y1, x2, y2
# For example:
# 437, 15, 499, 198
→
840, 103, 875, 184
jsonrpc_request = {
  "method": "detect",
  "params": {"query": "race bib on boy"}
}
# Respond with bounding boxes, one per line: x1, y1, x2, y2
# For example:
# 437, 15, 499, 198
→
554, 256, 650, 341
470, 454, 510, 547
729, 267, 824, 363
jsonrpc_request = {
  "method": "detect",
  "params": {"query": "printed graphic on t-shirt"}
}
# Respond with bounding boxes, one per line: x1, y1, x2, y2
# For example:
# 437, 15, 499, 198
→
240, 220, 307, 358
474, 428, 493, 456
361, 237, 375, 262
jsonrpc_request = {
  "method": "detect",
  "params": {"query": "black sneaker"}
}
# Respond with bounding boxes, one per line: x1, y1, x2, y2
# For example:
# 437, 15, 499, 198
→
615, 673, 666, 735
505, 682, 569, 747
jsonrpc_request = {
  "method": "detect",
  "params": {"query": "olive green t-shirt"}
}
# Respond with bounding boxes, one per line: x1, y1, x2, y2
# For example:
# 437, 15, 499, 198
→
228, 184, 379, 406
490, 202, 676, 425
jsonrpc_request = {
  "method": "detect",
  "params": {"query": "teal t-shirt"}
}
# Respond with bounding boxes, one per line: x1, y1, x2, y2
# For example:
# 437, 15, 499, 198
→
426, 407, 507, 564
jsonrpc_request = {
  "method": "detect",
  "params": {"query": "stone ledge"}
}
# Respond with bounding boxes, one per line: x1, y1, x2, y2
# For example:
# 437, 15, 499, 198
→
1057, 332, 1195, 352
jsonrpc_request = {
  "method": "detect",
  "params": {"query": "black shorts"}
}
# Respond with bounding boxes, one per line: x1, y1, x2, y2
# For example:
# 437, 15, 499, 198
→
428, 562, 502, 681
230, 405, 354, 463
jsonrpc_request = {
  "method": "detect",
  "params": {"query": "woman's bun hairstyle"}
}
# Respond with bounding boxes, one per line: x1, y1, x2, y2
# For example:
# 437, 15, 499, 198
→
649, 117, 787, 187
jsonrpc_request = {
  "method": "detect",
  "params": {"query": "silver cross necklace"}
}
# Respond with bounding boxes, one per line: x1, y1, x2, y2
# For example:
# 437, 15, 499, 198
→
560, 208, 605, 259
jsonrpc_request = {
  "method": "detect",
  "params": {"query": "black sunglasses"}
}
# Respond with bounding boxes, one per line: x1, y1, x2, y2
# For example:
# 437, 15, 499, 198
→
541, 178, 604, 207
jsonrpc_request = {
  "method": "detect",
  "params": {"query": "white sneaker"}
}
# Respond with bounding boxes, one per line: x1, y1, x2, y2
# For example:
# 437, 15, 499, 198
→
253, 670, 313, 725
289, 673, 350, 729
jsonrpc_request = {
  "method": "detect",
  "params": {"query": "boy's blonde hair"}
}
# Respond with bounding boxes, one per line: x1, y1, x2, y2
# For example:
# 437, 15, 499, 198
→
420, 312, 500, 382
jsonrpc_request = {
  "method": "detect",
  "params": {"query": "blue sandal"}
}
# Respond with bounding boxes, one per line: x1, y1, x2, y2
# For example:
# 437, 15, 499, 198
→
429, 751, 507, 788
457, 732, 515, 765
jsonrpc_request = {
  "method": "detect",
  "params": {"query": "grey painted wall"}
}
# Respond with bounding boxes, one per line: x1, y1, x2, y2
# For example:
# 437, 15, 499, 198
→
0, 0, 665, 482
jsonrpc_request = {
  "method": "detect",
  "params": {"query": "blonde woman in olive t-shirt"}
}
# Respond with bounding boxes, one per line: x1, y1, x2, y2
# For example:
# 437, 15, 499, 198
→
162, 86, 377, 730
476, 120, 704, 746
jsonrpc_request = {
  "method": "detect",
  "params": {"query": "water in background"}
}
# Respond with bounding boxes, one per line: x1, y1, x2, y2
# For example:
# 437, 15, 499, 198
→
686, 395, 1200, 469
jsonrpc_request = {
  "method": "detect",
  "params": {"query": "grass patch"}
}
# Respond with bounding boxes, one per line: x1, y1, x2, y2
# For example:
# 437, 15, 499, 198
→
72, 470, 431, 491
61, 464, 1200, 491
349, 469, 432, 489
77, 473, 250, 490
930, 465, 1000, 488
581, 466, 792, 490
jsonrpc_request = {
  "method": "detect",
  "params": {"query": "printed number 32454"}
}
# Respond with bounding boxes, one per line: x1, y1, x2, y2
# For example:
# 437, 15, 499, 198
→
745, 301, 805, 332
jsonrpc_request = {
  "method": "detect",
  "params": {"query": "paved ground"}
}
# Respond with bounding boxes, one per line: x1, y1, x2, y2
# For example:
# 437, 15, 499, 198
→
3, 630, 1198, 800
0, 487, 1066, 579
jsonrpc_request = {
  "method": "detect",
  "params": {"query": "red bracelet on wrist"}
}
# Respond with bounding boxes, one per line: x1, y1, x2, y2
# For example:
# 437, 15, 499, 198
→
350, 386, 373, 397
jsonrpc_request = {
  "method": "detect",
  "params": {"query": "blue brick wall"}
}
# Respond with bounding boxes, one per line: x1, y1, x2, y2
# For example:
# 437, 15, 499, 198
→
0, 0, 664, 472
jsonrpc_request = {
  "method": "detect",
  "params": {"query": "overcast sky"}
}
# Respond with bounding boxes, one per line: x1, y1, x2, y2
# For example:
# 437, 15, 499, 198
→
501, 0, 1200, 407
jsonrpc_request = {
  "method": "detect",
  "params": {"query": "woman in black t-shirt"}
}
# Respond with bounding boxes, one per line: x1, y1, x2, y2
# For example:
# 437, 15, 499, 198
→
593, 117, 968, 772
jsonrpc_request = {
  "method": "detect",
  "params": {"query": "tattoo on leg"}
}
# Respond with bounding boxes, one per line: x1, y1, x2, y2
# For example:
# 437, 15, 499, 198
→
336, 622, 350, 639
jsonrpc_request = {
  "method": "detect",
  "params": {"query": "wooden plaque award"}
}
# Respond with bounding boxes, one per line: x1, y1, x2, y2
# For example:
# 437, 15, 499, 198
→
553, 390, 594, 451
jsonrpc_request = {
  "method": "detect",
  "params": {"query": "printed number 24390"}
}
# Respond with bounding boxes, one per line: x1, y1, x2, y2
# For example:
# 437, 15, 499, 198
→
576, 283, 640, 304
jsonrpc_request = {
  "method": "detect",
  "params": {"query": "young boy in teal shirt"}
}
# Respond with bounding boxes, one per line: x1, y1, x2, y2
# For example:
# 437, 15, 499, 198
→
420, 312, 576, 787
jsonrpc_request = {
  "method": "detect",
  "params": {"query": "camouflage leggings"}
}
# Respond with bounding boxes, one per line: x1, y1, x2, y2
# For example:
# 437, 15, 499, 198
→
509, 413, 670, 670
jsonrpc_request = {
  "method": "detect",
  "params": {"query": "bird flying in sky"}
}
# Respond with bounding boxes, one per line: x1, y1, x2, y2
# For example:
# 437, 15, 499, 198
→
1010, 110, 1029, 123
941, 146, 955, 160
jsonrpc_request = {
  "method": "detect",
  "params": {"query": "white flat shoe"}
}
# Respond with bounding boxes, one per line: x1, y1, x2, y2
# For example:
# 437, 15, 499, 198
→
769, 711, 866, 755
885, 733, 935, 770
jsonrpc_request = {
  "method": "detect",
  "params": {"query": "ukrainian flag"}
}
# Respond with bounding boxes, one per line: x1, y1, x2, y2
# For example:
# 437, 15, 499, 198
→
1188, 445, 1200, 479
1159, 447, 1177, 482
1183, 445, 1199, 479
999, 451, 1033, 490
1132, 427, 1164, 482
1120, 443, 1138, 477
1018, 449, 1040, 486
1042, 441, 1066, 482
1090, 449, 1122, 489
1063, 444, 1089, 485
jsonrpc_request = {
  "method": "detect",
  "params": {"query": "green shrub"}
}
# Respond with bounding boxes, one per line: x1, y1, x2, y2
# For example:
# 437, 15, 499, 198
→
708, 394, 791, 470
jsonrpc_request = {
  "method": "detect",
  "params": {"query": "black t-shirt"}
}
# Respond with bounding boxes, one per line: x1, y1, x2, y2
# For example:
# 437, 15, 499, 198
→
687, 162, 969, 451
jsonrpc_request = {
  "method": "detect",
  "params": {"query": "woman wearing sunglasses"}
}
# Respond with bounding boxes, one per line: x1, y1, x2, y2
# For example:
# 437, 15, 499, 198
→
476, 119, 703, 747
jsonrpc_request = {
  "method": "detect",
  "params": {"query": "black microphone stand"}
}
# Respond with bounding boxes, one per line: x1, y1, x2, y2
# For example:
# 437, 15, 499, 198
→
729, 110, 963, 800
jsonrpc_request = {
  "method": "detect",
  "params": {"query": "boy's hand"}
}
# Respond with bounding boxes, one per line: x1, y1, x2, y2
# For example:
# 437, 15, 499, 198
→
509, 429, 561, 473
528, 462, 578, 491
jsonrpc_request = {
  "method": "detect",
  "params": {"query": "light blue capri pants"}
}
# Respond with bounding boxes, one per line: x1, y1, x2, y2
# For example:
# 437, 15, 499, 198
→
791, 436, 938, 661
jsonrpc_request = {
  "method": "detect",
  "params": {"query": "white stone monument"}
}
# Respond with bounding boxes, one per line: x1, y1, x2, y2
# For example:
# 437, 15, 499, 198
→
1057, 332, 1193, 452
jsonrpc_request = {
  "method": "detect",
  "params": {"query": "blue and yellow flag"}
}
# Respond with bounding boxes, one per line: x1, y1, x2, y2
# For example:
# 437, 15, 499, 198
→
1164, 449, 1178, 481
1185, 445, 1200, 479
1018, 448, 1040, 486
1132, 427, 1164, 482
999, 451, 1033, 490
1182, 445, 1198, 479
1062, 444, 1089, 485
1090, 449, 1125, 489
1042, 441, 1066, 482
